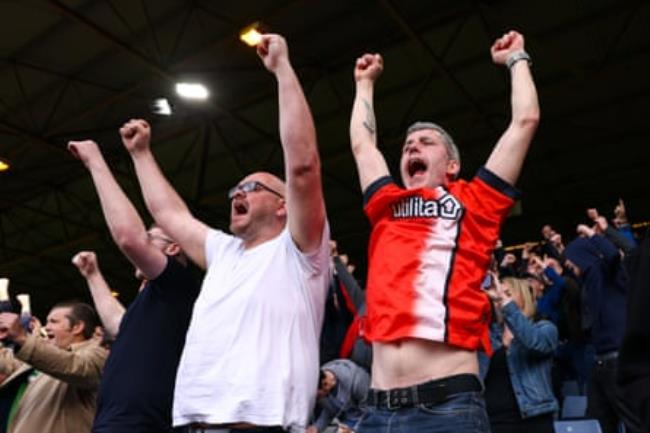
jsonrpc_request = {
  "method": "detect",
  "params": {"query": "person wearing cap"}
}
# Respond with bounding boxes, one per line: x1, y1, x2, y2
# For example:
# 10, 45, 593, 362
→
122, 33, 330, 433
348, 30, 539, 432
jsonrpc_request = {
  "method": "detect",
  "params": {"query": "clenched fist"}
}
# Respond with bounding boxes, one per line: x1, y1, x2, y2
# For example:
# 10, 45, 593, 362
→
68, 140, 101, 168
120, 119, 151, 154
256, 34, 290, 73
72, 251, 99, 279
354, 53, 383, 83
490, 30, 525, 66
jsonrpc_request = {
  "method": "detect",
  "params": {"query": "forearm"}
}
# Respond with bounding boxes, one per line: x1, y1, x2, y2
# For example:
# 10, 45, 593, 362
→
130, 150, 191, 230
502, 301, 557, 354
334, 257, 364, 311
275, 62, 319, 178
0, 347, 25, 375
485, 61, 539, 185
314, 407, 335, 432
604, 225, 636, 255
85, 271, 125, 339
16, 335, 106, 388
87, 157, 148, 250
350, 79, 388, 191
350, 80, 377, 157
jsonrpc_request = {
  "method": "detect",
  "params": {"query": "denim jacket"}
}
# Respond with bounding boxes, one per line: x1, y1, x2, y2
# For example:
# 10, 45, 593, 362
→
479, 301, 559, 418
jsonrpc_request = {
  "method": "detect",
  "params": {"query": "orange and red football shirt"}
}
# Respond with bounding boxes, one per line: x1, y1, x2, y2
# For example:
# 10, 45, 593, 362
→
363, 167, 519, 354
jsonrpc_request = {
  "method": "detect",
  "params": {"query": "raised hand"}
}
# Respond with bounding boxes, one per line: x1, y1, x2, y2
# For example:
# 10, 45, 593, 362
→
613, 198, 628, 227
72, 251, 99, 279
120, 119, 151, 154
490, 30, 525, 65
354, 53, 383, 83
0, 312, 25, 344
68, 140, 101, 168
500, 253, 517, 268
577, 224, 596, 238
256, 34, 290, 73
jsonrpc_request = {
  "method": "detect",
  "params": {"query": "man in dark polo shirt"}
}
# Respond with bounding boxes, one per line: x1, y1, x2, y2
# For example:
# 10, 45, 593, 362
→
69, 137, 199, 433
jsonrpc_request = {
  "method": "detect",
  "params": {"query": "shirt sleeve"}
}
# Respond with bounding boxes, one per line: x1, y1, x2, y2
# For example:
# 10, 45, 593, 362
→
205, 229, 238, 267
16, 336, 107, 389
455, 166, 521, 223
286, 220, 332, 277
363, 176, 397, 226
150, 256, 201, 302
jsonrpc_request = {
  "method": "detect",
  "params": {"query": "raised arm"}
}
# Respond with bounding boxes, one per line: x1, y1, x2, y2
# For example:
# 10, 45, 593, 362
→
72, 251, 125, 339
257, 34, 325, 252
0, 313, 106, 389
121, 120, 209, 269
68, 140, 168, 279
350, 53, 390, 192
485, 31, 540, 185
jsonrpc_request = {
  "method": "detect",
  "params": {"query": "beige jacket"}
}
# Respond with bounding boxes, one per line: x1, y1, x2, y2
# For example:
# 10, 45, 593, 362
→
0, 335, 107, 433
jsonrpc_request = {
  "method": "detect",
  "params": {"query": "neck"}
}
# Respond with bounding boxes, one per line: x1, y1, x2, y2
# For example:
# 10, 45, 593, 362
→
241, 225, 284, 249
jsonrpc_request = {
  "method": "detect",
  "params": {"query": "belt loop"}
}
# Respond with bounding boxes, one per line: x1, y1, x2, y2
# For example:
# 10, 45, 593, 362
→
410, 384, 419, 406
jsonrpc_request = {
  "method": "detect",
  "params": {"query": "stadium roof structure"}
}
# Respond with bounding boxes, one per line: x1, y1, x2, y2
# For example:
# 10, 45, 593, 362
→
0, 0, 648, 317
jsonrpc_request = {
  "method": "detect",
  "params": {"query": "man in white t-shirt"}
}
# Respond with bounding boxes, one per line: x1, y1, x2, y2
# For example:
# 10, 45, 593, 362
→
120, 34, 330, 433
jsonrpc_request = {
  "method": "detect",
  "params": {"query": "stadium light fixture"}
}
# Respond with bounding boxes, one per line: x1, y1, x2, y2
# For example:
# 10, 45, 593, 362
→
240, 22, 264, 47
175, 82, 209, 100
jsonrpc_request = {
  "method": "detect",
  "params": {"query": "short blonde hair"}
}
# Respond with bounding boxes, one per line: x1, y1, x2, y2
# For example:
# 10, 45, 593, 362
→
502, 277, 536, 319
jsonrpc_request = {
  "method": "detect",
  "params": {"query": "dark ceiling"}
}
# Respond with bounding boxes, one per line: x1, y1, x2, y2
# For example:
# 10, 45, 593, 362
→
1, 0, 648, 319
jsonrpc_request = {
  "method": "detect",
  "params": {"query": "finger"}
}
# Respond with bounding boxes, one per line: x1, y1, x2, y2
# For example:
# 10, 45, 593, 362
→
67, 142, 80, 158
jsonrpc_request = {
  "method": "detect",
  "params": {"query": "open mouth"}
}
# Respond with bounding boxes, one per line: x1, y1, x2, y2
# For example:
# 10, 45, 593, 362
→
407, 158, 428, 177
233, 201, 248, 215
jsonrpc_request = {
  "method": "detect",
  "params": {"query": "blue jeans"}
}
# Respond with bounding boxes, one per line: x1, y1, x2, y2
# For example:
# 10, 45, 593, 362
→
355, 391, 490, 433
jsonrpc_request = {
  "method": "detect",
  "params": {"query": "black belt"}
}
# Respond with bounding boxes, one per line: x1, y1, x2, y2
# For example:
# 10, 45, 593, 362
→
367, 374, 482, 410
187, 425, 286, 433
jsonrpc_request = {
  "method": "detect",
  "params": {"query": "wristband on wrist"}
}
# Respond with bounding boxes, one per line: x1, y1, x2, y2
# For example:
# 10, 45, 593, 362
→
506, 50, 531, 69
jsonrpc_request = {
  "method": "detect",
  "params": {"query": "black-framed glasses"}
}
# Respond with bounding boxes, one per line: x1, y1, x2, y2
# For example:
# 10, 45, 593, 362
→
228, 180, 284, 200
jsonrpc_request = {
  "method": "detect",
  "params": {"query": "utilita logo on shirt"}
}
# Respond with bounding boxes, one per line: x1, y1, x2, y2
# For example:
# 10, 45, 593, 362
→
391, 194, 462, 220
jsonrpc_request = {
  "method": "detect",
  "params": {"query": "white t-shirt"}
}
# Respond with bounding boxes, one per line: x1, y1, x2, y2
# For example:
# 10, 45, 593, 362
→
173, 224, 330, 432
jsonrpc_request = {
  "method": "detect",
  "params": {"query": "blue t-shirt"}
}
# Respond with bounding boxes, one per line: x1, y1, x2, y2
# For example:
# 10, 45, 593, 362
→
93, 256, 199, 433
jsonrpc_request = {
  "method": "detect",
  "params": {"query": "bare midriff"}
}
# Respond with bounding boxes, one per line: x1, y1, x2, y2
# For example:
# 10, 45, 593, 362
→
371, 338, 478, 389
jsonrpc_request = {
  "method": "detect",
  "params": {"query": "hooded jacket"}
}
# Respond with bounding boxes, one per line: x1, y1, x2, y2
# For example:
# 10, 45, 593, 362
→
564, 235, 627, 354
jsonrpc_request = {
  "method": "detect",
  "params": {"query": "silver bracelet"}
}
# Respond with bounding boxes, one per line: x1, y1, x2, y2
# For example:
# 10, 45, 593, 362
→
506, 50, 532, 69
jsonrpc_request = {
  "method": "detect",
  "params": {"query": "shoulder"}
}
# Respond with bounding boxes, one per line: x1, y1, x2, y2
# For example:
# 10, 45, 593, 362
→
363, 176, 398, 206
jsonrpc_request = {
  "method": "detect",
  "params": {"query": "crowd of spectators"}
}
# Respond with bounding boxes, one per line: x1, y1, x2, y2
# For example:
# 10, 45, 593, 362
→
313, 200, 648, 433
1, 28, 649, 433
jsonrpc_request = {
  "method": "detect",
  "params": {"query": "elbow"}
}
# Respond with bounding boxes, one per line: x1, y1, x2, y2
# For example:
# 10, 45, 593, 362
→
514, 109, 540, 131
288, 154, 320, 180
350, 139, 364, 158
116, 233, 147, 257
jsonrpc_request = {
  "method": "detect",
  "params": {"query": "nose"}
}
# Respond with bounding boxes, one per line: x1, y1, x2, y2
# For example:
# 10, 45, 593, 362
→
403, 142, 419, 154
232, 188, 246, 199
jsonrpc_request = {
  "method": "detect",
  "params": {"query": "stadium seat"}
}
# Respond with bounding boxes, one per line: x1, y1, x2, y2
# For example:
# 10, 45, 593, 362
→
554, 419, 603, 433
562, 395, 588, 419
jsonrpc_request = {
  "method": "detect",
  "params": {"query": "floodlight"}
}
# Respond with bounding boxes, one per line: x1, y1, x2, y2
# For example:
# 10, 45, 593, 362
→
240, 22, 264, 46
152, 98, 173, 115
175, 83, 209, 100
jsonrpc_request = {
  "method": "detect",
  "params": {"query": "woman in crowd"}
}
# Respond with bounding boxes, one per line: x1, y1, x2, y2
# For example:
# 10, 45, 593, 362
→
481, 276, 559, 433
